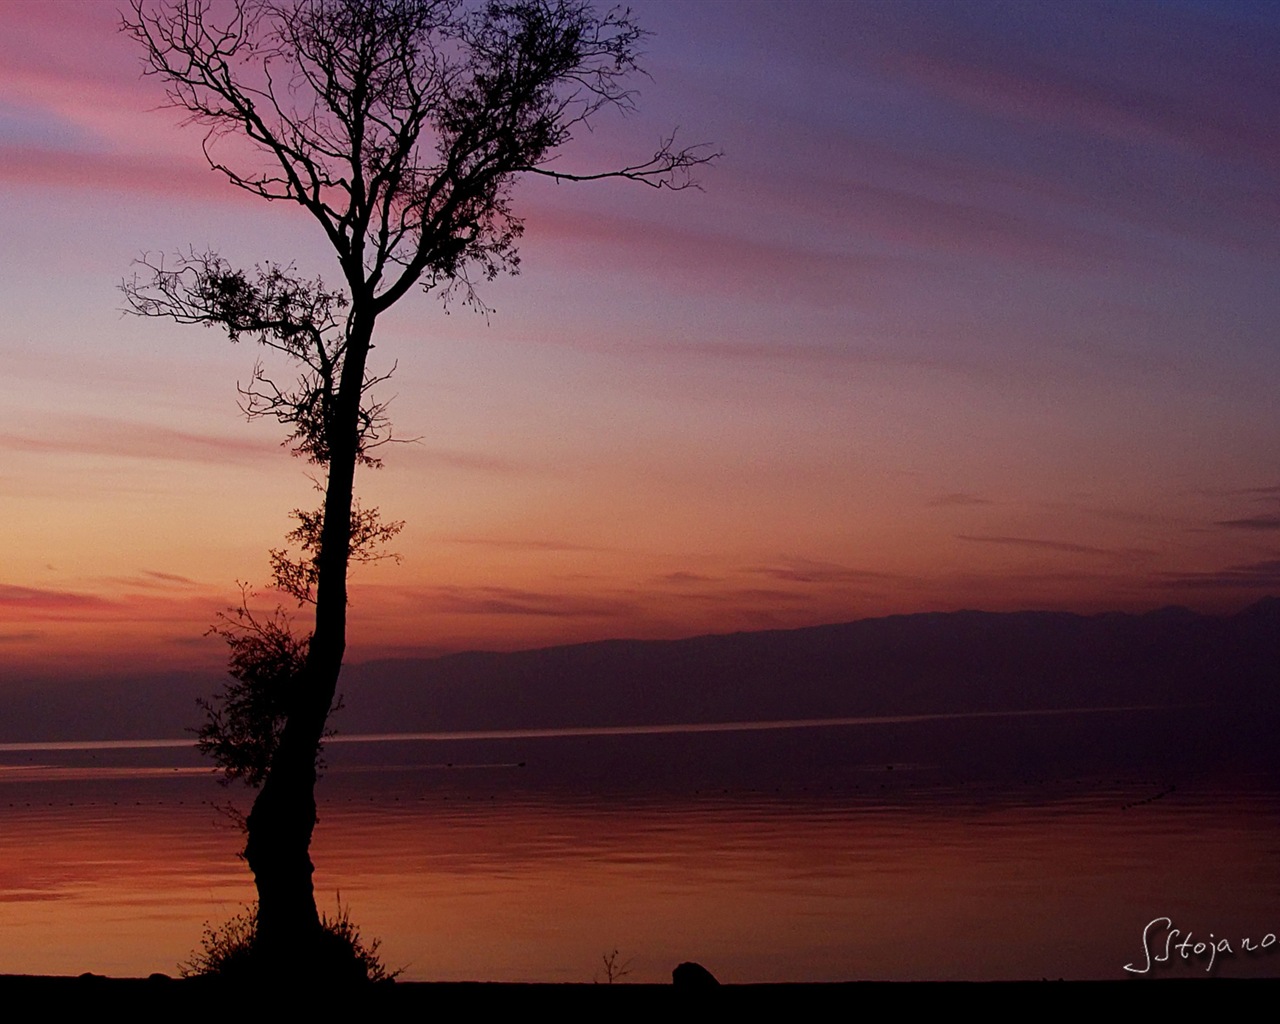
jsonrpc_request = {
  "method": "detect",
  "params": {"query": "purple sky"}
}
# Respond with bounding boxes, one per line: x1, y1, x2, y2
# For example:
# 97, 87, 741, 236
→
2, 0, 1279, 680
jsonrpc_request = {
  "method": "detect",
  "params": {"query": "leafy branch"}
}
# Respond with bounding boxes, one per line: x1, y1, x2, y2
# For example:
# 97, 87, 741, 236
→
198, 589, 310, 788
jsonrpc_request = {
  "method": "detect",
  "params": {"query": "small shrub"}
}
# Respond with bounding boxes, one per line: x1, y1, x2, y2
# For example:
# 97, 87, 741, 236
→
318, 901, 400, 984
181, 899, 400, 983
181, 906, 259, 979
596, 948, 633, 984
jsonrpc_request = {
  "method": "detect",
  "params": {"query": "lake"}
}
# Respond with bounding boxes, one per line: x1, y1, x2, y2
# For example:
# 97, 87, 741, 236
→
2, 709, 1278, 982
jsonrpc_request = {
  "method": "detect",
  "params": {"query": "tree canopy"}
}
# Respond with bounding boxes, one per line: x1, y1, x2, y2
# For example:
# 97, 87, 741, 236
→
125, 0, 709, 304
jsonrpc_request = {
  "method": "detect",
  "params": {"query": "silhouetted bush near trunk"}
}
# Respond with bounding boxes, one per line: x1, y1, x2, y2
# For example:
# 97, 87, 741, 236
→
181, 901, 399, 984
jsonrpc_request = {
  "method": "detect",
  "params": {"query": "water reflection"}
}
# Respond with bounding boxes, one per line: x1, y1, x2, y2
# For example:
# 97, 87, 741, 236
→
1, 716, 1278, 982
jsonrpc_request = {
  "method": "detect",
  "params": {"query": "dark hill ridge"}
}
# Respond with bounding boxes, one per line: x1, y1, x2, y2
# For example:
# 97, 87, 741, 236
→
336, 599, 1280, 734
2, 600, 1275, 744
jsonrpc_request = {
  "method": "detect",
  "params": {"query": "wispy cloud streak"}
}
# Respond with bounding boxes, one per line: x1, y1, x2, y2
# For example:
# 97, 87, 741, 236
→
958, 535, 1115, 557
1214, 516, 1280, 532
0, 417, 276, 465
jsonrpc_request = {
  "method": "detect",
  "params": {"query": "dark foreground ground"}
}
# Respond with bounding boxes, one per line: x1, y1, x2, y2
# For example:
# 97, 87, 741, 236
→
0, 975, 1271, 1010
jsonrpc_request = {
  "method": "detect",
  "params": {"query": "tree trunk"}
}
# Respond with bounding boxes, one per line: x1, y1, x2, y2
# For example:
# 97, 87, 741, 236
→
243, 309, 375, 976
243, 732, 321, 972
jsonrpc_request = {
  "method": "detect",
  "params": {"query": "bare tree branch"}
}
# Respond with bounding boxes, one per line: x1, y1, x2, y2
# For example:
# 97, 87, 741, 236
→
523, 132, 721, 189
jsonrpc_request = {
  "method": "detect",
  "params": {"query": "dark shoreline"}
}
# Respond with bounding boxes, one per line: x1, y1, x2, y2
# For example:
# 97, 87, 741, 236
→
1, 974, 1273, 1008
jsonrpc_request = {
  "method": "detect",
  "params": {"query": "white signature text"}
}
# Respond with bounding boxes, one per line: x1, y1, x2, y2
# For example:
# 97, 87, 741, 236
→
1125, 917, 1277, 975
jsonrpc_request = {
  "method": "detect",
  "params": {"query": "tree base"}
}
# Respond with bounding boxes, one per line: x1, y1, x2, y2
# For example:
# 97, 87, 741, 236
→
181, 903, 399, 985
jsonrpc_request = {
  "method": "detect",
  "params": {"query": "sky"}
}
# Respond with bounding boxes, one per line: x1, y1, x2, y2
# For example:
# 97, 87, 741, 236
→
2, 0, 1279, 682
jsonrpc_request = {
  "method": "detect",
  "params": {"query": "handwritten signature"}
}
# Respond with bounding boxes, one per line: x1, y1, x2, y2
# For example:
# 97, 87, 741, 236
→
1125, 917, 1277, 975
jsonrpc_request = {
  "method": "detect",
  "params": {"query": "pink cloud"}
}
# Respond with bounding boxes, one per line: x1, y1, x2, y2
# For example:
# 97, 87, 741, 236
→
523, 168, 1135, 308
522, 203, 903, 305
0, 3, 136, 106
103, 571, 204, 591
0, 584, 113, 614
884, 31, 1280, 174
1213, 516, 1280, 532
0, 415, 277, 465
655, 572, 719, 585
956, 535, 1155, 560
412, 584, 637, 619
0, 144, 236, 201
745, 559, 896, 585
1156, 559, 1280, 590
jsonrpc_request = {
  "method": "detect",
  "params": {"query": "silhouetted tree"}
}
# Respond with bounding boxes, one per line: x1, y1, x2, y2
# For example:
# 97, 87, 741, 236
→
121, 0, 713, 976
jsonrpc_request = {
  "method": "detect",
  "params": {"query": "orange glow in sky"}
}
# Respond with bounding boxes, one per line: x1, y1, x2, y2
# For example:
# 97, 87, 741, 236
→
3, 1, 1280, 683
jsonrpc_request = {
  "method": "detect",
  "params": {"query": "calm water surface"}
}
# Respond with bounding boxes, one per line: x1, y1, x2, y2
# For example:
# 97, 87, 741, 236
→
1, 715, 1278, 982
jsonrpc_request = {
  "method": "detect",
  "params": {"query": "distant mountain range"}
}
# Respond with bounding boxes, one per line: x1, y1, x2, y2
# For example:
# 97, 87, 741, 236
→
334, 597, 1280, 734
4, 599, 1277, 743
